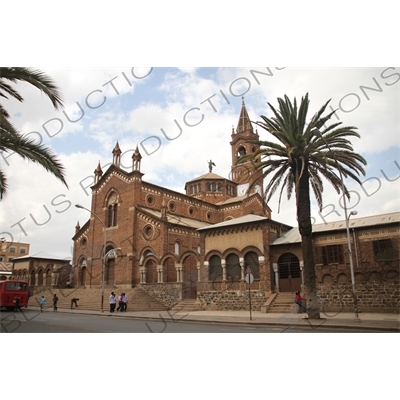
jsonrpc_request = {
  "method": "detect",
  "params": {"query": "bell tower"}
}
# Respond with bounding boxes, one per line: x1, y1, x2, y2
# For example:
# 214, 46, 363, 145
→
230, 99, 263, 196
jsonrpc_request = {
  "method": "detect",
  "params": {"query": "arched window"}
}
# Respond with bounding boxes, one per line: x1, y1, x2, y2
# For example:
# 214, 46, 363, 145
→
209, 255, 222, 281
174, 241, 180, 255
107, 192, 118, 227
45, 268, 52, 286
107, 204, 118, 227
226, 253, 240, 281
37, 269, 44, 286
30, 270, 36, 286
244, 251, 260, 279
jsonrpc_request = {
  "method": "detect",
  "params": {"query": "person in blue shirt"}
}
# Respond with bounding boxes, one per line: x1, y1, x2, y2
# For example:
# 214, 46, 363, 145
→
39, 295, 46, 312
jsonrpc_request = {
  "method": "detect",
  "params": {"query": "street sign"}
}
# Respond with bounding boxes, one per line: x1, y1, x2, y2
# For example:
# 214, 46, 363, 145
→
245, 274, 254, 284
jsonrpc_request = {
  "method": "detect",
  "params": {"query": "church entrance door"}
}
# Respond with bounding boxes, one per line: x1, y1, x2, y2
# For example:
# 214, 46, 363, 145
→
183, 255, 197, 300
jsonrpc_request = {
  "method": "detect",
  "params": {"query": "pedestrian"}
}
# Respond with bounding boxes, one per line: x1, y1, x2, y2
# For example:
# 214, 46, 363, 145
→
25, 288, 31, 308
117, 293, 124, 312
14, 295, 21, 312
39, 295, 46, 312
294, 291, 307, 313
53, 294, 59, 311
109, 291, 117, 313
71, 298, 79, 309
122, 293, 128, 312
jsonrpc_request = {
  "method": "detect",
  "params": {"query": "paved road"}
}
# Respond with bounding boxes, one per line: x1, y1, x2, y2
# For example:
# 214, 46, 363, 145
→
1, 310, 394, 333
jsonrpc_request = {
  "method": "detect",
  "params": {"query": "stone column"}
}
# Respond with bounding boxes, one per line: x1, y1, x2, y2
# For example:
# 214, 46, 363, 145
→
221, 259, 226, 281
203, 261, 209, 285
197, 263, 201, 282
139, 267, 146, 284
239, 258, 245, 281
273, 263, 279, 291
176, 263, 183, 282
157, 265, 164, 283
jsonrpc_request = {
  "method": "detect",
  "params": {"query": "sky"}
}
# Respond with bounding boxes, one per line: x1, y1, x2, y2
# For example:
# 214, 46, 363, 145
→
1, 67, 399, 258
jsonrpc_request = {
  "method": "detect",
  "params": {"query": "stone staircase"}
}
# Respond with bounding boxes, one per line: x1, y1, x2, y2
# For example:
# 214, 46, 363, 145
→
30, 286, 169, 312
267, 292, 297, 313
171, 299, 204, 312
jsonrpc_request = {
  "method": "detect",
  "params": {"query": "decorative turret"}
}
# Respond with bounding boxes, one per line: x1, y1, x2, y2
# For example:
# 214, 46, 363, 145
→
112, 141, 122, 167
132, 145, 142, 172
94, 161, 103, 184
75, 221, 80, 234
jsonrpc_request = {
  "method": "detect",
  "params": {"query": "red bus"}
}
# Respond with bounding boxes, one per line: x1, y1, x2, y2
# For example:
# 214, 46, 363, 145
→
0, 280, 29, 310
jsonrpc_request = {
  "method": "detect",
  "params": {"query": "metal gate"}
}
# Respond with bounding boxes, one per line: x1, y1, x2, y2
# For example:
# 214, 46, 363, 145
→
278, 253, 301, 292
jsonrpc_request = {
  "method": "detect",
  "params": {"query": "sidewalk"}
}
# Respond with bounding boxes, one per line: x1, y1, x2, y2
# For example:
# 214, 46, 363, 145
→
26, 305, 400, 332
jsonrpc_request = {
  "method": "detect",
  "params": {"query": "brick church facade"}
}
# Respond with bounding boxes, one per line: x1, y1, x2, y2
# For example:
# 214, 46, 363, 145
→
71, 101, 400, 313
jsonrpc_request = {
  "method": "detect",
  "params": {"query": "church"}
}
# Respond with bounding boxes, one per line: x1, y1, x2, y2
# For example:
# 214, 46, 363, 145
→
71, 101, 400, 313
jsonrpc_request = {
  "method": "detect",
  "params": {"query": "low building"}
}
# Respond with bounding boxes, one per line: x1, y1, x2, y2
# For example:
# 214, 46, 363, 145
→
271, 213, 400, 312
12, 252, 72, 289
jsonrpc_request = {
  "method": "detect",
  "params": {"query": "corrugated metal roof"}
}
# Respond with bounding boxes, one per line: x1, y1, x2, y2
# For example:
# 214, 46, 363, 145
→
272, 211, 400, 245
140, 207, 211, 229
198, 214, 269, 231
12, 251, 71, 262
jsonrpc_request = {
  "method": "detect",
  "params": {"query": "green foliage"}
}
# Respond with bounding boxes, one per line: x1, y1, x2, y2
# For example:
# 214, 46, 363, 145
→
0, 67, 68, 198
238, 93, 367, 212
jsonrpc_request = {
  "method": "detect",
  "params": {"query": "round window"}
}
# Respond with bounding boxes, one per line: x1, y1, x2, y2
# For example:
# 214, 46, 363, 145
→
144, 225, 153, 239
168, 201, 176, 212
146, 195, 155, 206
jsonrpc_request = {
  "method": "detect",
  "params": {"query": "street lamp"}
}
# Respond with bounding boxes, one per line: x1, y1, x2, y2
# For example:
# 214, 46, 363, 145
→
75, 204, 106, 312
312, 129, 361, 322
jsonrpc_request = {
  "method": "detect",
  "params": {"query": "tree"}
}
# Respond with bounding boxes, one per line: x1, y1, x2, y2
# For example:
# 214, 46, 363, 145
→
238, 93, 367, 318
0, 67, 68, 198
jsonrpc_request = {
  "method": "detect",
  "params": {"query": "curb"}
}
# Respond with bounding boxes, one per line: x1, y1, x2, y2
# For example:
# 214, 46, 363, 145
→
20, 306, 400, 332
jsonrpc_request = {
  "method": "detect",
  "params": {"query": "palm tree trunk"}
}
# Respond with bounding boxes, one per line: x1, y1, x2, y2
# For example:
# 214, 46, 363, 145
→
296, 164, 321, 319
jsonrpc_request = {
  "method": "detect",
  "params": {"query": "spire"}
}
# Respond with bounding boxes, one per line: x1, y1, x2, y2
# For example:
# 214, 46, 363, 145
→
236, 98, 253, 134
75, 221, 81, 234
112, 141, 122, 167
132, 145, 142, 172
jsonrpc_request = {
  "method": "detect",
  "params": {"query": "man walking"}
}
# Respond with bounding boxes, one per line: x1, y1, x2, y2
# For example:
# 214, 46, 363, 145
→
53, 294, 59, 311
109, 292, 117, 313
122, 293, 128, 312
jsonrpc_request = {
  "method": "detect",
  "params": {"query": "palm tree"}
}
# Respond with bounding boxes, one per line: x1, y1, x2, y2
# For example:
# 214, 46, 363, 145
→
238, 93, 367, 318
0, 67, 68, 198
